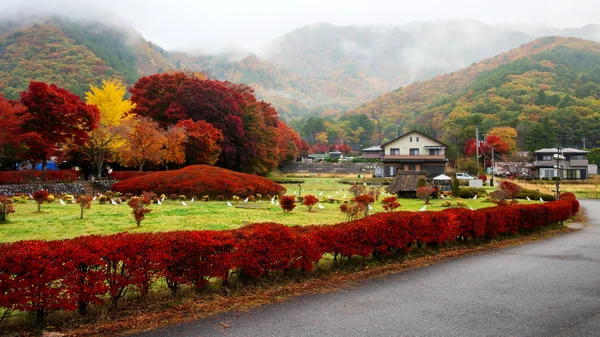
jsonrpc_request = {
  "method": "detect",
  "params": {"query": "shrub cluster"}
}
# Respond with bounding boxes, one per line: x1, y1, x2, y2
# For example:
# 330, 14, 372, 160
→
517, 189, 555, 201
109, 171, 153, 181
112, 165, 285, 199
455, 187, 488, 199
0, 170, 79, 184
0, 200, 577, 319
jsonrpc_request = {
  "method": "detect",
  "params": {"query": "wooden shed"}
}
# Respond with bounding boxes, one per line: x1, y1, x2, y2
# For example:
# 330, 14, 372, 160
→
386, 171, 429, 197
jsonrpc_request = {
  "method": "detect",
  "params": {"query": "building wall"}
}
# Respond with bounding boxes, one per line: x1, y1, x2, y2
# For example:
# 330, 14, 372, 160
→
383, 131, 445, 156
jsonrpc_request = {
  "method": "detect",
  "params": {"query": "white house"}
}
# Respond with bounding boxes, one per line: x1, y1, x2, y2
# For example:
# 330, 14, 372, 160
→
380, 130, 448, 178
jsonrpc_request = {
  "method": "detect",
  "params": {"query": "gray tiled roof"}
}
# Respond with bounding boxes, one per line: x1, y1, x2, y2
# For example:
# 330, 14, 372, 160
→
534, 148, 589, 154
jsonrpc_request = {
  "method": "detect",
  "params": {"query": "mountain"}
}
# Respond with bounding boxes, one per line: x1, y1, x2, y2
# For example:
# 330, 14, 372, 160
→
349, 36, 600, 150
2, 16, 600, 122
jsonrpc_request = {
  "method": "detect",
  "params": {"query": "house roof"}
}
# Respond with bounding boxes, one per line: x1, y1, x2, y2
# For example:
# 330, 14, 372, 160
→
307, 154, 329, 159
433, 174, 452, 181
383, 158, 449, 163
380, 130, 448, 149
361, 146, 383, 152
534, 148, 589, 154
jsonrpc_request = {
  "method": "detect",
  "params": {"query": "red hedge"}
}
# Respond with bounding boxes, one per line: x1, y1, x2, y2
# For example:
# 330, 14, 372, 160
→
0, 170, 79, 184
0, 200, 577, 317
110, 171, 154, 181
111, 165, 284, 198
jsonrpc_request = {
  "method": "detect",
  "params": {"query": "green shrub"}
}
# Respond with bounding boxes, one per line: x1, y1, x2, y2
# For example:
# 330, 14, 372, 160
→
517, 189, 555, 201
457, 187, 488, 199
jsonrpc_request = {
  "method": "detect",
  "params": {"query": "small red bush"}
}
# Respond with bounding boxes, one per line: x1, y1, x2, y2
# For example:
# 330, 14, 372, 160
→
280, 195, 296, 213
416, 186, 435, 204
0, 196, 15, 223
381, 196, 401, 211
499, 180, 521, 200
33, 190, 49, 212
303, 194, 319, 211
127, 196, 152, 227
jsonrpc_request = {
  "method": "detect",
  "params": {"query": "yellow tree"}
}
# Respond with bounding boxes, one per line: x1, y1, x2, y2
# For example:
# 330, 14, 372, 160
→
85, 79, 135, 178
118, 117, 165, 171
488, 126, 518, 152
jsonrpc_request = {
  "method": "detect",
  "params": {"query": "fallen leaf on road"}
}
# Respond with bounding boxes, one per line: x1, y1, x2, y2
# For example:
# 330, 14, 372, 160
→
219, 322, 231, 328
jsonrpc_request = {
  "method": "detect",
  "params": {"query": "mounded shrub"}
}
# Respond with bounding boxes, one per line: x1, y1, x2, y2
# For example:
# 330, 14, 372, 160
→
457, 187, 488, 199
112, 165, 284, 199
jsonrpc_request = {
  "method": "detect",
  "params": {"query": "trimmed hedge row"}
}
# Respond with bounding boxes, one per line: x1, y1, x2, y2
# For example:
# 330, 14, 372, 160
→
0, 170, 79, 184
109, 171, 153, 181
112, 165, 285, 198
0, 200, 577, 318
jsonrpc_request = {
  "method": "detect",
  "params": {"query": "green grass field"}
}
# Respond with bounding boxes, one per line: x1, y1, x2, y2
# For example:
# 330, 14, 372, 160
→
1, 192, 545, 243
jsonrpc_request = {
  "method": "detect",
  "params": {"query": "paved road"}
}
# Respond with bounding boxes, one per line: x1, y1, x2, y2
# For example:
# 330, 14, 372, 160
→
134, 200, 600, 337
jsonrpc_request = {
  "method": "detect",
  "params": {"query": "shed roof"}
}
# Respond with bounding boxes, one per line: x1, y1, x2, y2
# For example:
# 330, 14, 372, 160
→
387, 171, 429, 193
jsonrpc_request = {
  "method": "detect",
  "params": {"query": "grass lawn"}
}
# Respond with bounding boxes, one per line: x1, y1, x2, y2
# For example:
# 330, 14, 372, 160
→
1, 192, 544, 242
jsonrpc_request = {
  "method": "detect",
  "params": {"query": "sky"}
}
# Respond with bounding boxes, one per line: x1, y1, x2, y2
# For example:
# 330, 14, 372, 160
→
1, 0, 599, 52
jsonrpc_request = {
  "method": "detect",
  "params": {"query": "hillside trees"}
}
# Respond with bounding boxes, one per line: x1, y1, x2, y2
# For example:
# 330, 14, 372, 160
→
20, 82, 100, 169
84, 79, 134, 178
0, 96, 36, 167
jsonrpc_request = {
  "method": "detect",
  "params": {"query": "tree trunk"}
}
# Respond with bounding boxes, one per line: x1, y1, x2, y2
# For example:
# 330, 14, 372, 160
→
80, 207, 84, 220
37, 202, 41, 213
78, 301, 88, 316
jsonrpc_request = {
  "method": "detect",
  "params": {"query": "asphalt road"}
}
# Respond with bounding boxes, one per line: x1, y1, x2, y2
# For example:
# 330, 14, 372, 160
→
133, 200, 600, 337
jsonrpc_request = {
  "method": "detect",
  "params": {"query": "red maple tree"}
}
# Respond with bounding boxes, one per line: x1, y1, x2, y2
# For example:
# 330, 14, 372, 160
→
20, 82, 99, 169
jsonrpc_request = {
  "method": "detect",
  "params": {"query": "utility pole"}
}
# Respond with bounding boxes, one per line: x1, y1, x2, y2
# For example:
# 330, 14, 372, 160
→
490, 146, 495, 187
395, 124, 401, 138
555, 147, 562, 200
582, 136, 587, 149
475, 125, 480, 177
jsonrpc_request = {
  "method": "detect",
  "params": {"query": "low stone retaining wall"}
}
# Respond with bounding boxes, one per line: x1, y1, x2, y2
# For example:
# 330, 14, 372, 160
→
0, 183, 86, 196
279, 162, 381, 175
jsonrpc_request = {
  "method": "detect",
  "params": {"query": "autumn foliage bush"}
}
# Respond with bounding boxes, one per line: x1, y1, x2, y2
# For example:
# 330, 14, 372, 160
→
303, 194, 319, 211
279, 195, 296, 213
0, 199, 578, 319
0, 170, 79, 184
109, 171, 153, 181
112, 165, 284, 199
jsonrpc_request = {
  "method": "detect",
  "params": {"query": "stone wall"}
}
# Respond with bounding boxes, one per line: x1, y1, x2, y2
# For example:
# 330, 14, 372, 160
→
0, 183, 86, 196
279, 162, 382, 175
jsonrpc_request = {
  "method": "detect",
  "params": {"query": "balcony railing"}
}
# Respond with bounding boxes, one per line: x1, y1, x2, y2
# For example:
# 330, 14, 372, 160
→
384, 155, 446, 160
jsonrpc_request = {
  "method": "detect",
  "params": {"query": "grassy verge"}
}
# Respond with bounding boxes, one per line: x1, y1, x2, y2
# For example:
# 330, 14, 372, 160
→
10, 222, 574, 337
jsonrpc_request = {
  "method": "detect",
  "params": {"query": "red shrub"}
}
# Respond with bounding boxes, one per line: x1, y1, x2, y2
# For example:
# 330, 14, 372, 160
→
33, 190, 49, 212
479, 174, 487, 182
353, 194, 375, 217
0, 196, 15, 223
0, 170, 79, 184
416, 186, 435, 204
499, 180, 521, 200
110, 171, 153, 181
162, 231, 235, 295
280, 195, 296, 212
303, 194, 319, 211
112, 165, 284, 198
127, 196, 152, 227
381, 196, 401, 211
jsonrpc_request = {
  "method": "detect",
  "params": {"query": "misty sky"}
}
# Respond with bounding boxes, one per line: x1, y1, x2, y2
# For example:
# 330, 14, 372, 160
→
1, 0, 599, 52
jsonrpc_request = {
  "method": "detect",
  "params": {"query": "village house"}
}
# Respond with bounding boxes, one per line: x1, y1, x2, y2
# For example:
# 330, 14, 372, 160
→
532, 148, 589, 180
379, 130, 448, 178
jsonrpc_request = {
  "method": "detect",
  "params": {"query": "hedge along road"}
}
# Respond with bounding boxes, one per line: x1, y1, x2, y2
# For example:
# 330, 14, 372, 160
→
133, 200, 600, 337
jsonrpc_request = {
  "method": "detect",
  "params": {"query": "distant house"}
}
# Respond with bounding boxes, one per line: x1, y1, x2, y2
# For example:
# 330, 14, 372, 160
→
380, 130, 448, 178
532, 148, 589, 180
361, 146, 383, 159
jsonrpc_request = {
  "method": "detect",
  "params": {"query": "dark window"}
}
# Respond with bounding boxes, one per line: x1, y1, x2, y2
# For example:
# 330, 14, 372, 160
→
390, 148, 400, 155
571, 154, 586, 160
410, 137, 413, 142
416, 137, 420, 142
410, 148, 419, 155
539, 155, 552, 161
408, 164, 416, 171
429, 149, 440, 155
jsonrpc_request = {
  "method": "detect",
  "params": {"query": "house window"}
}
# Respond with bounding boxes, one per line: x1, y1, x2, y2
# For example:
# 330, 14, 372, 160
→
539, 155, 552, 161
571, 154, 586, 160
409, 148, 419, 156
408, 164, 416, 171
410, 137, 413, 142
416, 137, 420, 142
429, 149, 440, 155
390, 166, 396, 176
390, 148, 400, 155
